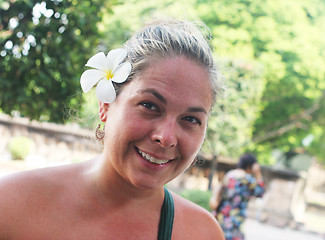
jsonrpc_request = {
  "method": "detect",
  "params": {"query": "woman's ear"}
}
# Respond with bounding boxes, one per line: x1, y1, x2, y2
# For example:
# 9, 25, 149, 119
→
98, 102, 110, 122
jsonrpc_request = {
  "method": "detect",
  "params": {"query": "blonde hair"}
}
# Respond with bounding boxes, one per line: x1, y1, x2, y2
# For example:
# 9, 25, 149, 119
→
118, 18, 223, 106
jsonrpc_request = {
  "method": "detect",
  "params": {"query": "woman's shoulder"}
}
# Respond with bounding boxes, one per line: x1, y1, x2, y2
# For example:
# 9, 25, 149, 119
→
0, 162, 78, 189
0, 161, 87, 198
0, 168, 56, 235
0, 165, 67, 206
171, 191, 224, 240
0, 167, 54, 195
0, 162, 89, 238
0, 164, 81, 217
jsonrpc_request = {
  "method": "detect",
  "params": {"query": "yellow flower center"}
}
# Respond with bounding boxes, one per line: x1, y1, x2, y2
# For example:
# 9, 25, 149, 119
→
105, 70, 114, 80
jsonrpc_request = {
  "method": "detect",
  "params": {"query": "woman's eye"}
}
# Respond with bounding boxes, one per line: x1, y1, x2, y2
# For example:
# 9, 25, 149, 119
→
183, 116, 201, 125
140, 102, 159, 111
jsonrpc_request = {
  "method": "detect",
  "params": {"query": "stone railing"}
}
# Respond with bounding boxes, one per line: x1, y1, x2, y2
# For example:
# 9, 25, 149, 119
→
0, 114, 102, 169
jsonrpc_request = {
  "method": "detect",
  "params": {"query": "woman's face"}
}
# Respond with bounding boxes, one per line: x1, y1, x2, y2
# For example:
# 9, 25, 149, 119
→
102, 56, 212, 190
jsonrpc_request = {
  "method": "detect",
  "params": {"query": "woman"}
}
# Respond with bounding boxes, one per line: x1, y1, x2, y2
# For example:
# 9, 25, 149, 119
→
210, 154, 265, 240
0, 19, 225, 239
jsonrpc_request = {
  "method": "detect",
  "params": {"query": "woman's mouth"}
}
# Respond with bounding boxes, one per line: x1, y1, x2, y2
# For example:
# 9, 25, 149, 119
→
136, 148, 172, 165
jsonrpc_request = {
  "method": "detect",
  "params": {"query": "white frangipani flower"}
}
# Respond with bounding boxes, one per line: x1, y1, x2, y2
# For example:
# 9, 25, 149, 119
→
80, 48, 131, 103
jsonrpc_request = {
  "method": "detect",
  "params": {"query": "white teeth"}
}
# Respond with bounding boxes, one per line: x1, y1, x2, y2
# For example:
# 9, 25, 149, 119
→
138, 149, 170, 165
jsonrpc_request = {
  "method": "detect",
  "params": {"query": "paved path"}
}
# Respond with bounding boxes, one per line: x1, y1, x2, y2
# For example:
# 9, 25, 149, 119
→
244, 218, 324, 240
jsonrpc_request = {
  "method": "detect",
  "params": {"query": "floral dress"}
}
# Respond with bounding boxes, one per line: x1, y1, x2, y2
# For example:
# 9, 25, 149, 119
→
215, 170, 265, 240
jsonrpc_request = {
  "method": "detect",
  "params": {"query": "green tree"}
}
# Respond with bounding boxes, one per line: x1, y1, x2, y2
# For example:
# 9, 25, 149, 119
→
196, 0, 325, 164
99, 0, 201, 51
202, 59, 265, 159
0, 0, 111, 122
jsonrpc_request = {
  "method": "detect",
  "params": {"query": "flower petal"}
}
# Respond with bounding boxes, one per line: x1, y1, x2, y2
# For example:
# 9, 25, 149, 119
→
106, 48, 127, 70
85, 52, 107, 71
80, 69, 105, 93
96, 79, 116, 103
111, 62, 132, 83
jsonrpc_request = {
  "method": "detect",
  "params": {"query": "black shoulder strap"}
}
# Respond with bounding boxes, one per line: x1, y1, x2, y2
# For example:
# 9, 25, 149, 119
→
158, 187, 175, 240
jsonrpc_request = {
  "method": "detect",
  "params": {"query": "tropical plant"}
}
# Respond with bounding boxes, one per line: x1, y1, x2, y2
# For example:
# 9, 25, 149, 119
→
0, 0, 111, 122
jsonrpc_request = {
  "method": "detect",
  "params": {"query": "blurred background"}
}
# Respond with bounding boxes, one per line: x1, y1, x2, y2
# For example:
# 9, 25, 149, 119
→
1, 0, 324, 239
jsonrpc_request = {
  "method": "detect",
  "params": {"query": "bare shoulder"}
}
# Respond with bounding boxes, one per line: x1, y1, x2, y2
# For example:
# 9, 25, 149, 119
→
0, 166, 63, 211
0, 163, 83, 206
0, 167, 52, 205
0, 163, 82, 237
171, 191, 225, 240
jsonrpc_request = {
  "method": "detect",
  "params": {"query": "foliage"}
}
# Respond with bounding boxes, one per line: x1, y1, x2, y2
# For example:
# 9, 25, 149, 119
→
202, 59, 265, 158
308, 126, 325, 163
78, 89, 100, 129
196, 0, 325, 164
8, 136, 35, 160
99, 0, 202, 52
179, 189, 212, 211
0, 0, 111, 122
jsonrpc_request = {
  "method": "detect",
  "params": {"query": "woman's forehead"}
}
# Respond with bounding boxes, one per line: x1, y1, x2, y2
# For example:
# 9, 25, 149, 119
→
125, 56, 213, 110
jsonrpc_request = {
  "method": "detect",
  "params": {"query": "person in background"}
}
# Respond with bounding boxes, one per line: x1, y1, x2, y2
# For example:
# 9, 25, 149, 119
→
0, 18, 225, 239
210, 153, 265, 240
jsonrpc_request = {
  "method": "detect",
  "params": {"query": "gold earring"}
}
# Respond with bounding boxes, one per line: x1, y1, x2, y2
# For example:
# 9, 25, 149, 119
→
95, 123, 105, 142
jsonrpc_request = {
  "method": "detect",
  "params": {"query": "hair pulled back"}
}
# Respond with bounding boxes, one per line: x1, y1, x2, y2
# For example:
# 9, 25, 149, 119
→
116, 18, 223, 106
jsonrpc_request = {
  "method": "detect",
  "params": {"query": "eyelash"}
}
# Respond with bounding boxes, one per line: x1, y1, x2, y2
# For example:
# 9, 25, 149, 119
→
182, 116, 201, 126
139, 102, 159, 112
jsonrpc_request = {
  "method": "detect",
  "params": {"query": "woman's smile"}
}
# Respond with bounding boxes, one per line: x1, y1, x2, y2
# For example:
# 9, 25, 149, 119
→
135, 147, 175, 165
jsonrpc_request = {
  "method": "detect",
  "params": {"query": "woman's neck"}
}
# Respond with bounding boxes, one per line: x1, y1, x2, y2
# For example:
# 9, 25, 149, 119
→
84, 155, 164, 206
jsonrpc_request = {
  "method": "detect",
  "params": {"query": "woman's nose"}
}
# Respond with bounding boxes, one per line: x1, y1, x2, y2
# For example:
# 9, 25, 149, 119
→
151, 120, 177, 148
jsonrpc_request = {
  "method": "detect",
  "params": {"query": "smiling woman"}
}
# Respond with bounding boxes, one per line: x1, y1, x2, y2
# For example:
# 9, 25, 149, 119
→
0, 18, 225, 240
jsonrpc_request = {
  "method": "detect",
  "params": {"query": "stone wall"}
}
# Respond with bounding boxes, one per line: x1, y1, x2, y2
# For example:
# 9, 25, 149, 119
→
0, 114, 102, 169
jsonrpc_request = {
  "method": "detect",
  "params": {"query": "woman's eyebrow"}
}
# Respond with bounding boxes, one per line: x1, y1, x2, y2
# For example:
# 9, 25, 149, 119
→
137, 88, 167, 104
137, 88, 208, 114
187, 107, 207, 114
